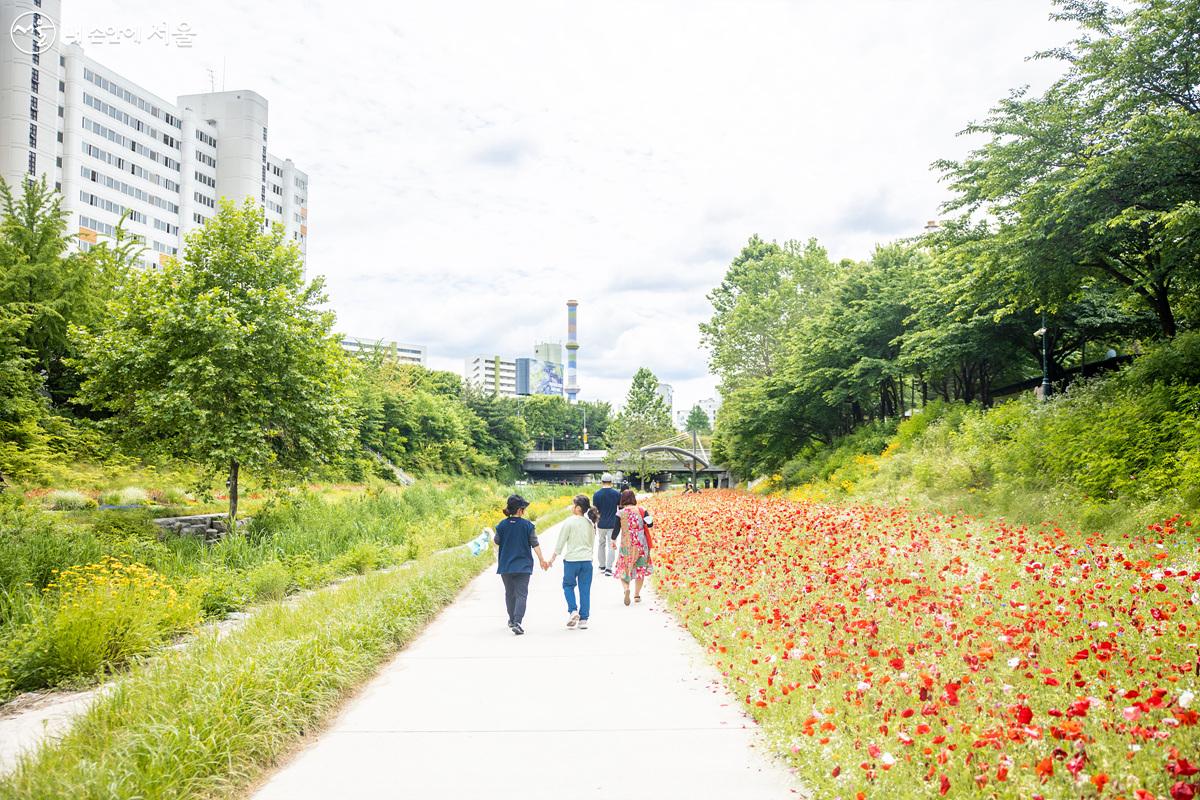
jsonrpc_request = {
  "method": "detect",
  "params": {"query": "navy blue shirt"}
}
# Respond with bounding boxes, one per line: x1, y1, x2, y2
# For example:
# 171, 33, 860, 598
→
592, 486, 620, 529
494, 516, 538, 574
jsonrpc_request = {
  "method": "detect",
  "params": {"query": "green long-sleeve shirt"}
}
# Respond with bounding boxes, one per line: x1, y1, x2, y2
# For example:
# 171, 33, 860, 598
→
554, 515, 595, 562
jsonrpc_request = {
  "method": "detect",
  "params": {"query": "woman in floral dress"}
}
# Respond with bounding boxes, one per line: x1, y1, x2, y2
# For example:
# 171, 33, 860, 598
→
611, 489, 652, 606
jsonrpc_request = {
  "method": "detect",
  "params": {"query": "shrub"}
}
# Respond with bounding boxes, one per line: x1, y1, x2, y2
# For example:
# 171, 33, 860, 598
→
0, 557, 200, 691
46, 490, 95, 511
0, 506, 102, 598
99, 487, 150, 507
185, 569, 248, 618
155, 486, 192, 505
332, 540, 385, 575
245, 560, 291, 602
91, 510, 159, 542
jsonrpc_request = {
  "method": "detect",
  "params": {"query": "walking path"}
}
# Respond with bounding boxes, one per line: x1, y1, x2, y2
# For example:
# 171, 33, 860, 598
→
252, 519, 801, 799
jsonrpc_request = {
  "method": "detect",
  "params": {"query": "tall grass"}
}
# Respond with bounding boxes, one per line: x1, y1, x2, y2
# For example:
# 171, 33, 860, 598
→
774, 333, 1200, 535
0, 547, 488, 799
0, 478, 576, 698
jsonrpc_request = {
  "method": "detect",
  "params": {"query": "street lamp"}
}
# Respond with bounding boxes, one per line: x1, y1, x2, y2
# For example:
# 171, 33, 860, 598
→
1034, 313, 1051, 401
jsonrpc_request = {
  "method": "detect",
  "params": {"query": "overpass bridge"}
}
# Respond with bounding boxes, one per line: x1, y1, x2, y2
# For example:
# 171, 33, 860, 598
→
522, 447, 731, 487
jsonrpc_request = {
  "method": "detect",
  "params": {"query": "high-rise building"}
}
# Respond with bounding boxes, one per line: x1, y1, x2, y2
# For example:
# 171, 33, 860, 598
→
656, 382, 674, 415
465, 354, 518, 398
341, 337, 427, 367
1, 0, 309, 270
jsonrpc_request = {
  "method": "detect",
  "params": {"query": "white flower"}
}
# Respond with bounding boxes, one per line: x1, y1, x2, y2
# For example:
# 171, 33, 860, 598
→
881, 752, 896, 767
1008, 657, 1021, 668
857, 681, 872, 692
1180, 690, 1195, 709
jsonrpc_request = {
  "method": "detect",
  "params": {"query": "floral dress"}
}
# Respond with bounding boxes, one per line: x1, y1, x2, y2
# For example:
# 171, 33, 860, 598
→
613, 506, 652, 582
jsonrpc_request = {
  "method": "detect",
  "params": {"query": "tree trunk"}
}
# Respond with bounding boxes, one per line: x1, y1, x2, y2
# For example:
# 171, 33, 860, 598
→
1152, 284, 1177, 337
228, 458, 240, 523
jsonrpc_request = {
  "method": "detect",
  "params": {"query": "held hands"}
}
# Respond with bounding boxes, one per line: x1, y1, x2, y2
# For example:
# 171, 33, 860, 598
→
540, 556, 553, 571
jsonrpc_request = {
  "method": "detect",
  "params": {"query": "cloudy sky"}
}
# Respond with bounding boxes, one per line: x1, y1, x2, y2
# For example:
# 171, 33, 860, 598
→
64, 0, 1070, 411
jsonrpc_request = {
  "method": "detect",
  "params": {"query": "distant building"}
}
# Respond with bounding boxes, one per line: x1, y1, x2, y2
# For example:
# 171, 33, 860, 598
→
465, 354, 518, 398
656, 383, 674, 415
341, 337, 426, 367
0, 0, 309, 270
676, 396, 721, 431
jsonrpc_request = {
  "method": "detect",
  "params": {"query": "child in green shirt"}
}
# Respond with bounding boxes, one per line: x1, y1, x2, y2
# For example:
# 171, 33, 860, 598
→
547, 495, 598, 629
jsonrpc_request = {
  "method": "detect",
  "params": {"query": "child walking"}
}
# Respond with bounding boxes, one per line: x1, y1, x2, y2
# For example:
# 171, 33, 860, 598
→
547, 495, 598, 629
493, 494, 549, 635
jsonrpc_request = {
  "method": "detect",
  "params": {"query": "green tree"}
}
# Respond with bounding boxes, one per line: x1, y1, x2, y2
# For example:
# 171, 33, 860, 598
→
605, 368, 675, 479
73, 199, 352, 520
684, 404, 712, 435
936, 0, 1200, 337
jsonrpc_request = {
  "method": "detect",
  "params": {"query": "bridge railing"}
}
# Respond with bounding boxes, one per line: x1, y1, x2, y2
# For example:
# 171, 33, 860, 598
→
524, 450, 609, 461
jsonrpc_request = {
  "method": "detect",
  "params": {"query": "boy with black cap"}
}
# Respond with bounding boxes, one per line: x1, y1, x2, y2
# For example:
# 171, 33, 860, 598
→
493, 494, 549, 635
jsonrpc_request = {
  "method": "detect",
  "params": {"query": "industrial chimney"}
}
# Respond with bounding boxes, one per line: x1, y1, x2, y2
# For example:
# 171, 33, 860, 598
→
566, 300, 580, 403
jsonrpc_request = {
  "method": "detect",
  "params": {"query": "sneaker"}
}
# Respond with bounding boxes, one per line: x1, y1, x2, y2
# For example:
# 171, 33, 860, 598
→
512, 623, 524, 636
567, 611, 580, 629
578, 619, 589, 630
507, 621, 515, 629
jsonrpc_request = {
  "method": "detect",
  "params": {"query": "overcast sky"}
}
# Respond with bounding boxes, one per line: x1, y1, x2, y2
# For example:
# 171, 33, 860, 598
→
63, 0, 1070, 412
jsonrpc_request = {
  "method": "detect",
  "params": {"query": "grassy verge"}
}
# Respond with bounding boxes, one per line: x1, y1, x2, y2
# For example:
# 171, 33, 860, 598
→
760, 333, 1200, 538
0, 480, 575, 700
0, 545, 491, 799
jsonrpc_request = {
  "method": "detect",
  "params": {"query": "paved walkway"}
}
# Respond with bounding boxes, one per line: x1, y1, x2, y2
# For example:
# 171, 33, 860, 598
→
252, 520, 800, 799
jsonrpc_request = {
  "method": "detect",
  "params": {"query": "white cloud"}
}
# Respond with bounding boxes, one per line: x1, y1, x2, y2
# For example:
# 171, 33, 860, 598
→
65, 0, 1070, 411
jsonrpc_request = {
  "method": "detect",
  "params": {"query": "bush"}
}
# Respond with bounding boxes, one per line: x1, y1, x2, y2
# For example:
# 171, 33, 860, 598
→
91, 510, 159, 542
99, 487, 150, 507
331, 540, 385, 575
245, 560, 291, 602
185, 569, 248, 618
0, 506, 102, 598
46, 490, 95, 511
0, 557, 200, 692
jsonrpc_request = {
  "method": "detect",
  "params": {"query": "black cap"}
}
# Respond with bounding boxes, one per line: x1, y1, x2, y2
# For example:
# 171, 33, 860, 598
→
504, 494, 531, 516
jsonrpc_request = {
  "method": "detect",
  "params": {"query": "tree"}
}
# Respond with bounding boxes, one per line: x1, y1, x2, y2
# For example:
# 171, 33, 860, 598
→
74, 199, 352, 521
936, 0, 1200, 337
684, 404, 712, 435
605, 368, 675, 480
700, 236, 835, 392
0, 178, 95, 400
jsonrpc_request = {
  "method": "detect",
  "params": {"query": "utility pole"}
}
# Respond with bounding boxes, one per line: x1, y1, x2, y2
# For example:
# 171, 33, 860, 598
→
691, 429, 699, 492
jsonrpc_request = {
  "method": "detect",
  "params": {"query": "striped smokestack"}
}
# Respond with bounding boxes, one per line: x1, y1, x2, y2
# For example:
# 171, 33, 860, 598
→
566, 300, 579, 403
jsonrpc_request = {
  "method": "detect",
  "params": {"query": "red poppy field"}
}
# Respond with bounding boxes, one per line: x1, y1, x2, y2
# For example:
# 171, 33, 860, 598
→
648, 491, 1199, 799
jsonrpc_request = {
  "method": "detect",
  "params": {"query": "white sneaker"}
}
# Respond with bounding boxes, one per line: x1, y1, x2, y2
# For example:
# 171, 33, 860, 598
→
578, 618, 589, 630
567, 611, 580, 628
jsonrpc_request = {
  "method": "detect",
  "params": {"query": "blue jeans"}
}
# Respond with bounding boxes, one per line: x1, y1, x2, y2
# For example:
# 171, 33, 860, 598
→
562, 561, 593, 620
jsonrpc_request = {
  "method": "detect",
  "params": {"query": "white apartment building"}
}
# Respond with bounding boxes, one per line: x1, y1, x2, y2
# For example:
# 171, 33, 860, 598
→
0, 0, 308, 270
342, 336, 427, 367
465, 355, 518, 398
656, 382, 674, 414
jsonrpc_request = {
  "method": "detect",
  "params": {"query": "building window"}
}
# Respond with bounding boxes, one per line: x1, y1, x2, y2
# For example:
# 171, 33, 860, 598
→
28, 124, 37, 147
27, 152, 36, 175
29, 96, 38, 120
31, 69, 39, 93
56, 156, 61, 167
262, 127, 268, 141
32, 51, 39, 66
57, 104, 63, 117
58, 79, 64, 92
56, 130, 62, 142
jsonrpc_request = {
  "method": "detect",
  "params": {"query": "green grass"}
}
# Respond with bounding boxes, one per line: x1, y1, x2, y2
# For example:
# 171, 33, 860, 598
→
0, 478, 578, 699
771, 333, 1200, 537
0, 546, 490, 799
